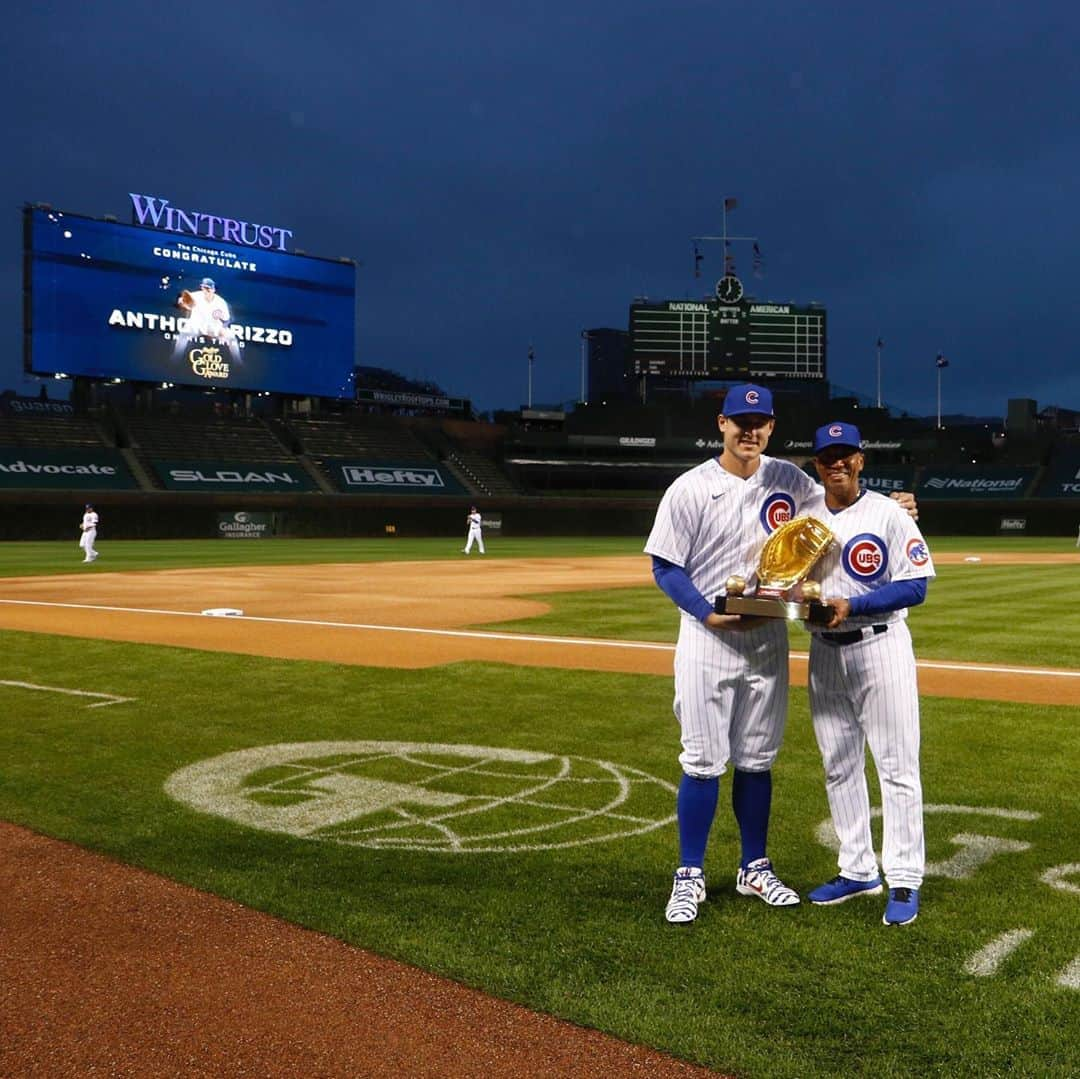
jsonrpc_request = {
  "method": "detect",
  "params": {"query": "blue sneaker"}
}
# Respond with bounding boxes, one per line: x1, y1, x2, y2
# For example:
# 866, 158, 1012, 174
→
883, 887, 919, 925
808, 874, 883, 905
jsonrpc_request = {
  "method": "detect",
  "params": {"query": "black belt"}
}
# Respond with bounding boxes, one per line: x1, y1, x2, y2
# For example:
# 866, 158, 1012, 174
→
819, 624, 889, 646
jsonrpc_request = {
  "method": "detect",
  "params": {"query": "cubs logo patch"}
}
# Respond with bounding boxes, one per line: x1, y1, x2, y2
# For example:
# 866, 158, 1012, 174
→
828, 423, 844, 437
842, 533, 888, 582
906, 537, 930, 566
760, 492, 795, 533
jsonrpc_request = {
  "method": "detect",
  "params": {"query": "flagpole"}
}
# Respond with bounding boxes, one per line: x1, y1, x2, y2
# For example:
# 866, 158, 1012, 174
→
936, 354, 944, 429
579, 331, 588, 404
527, 345, 534, 408
876, 339, 883, 409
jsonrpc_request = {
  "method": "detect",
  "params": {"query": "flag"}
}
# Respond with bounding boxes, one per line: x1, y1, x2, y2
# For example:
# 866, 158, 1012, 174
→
693, 243, 703, 279
876, 337, 884, 349
723, 197, 738, 211
935, 354, 949, 368
752, 242, 764, 279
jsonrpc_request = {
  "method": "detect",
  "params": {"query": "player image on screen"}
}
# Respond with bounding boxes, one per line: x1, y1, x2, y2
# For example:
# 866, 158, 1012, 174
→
172, 277, 242, 367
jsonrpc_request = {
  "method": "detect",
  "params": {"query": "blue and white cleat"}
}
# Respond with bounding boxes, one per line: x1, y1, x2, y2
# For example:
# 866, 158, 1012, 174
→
808, 874, 884, 905
665, 866, 706, 924
736, 857, 800, 906
883, 887, 920, 925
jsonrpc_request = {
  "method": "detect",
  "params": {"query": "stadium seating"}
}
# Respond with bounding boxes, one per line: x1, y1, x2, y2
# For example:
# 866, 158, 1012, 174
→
0, 411, 112, 449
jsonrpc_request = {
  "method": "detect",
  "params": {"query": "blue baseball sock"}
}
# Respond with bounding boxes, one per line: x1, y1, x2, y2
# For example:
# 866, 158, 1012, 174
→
732, 768, 772, 869
677, 773, 719, 868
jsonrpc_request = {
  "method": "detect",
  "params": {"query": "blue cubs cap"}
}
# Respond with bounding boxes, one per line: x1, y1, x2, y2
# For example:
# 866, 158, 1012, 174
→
200, 277, 216, 288
722, 384, 774, 418
814, 422, 863, 454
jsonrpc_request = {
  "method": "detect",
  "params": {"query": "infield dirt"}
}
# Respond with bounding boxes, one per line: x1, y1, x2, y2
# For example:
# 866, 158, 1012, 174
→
0, 552, 1076, 703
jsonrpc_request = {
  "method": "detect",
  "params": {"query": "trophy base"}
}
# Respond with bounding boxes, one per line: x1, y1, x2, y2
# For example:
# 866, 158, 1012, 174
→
715, 595, 833, 625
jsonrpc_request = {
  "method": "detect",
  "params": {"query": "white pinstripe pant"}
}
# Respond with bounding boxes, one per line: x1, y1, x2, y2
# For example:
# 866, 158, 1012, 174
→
674, 617, 789, 777
808, 621, 925, 889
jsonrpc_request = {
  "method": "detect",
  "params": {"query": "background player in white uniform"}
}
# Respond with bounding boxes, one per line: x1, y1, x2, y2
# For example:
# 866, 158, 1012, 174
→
78, 503, 99, 563
645, 384, 821, 922
463, 506, 485, 554
802, 422, 934, 926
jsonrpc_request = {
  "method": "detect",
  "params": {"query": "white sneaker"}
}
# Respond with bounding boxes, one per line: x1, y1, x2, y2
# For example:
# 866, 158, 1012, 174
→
665, 866, 706, 924
735, 857, 800, 906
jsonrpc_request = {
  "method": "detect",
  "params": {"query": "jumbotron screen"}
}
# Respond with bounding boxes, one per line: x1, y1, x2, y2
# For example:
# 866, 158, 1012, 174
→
629, 296, 826, 380
24, 206, 356, 398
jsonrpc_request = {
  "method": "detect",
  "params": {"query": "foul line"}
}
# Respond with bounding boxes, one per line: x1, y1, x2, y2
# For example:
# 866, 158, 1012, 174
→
0, 679, 135, 708
1, 598, 1078, 679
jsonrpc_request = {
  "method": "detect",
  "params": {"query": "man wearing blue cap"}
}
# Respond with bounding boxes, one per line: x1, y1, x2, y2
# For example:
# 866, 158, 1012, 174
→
644, 388, 918, 924
803, 422, 934, 926
646, 384, 827, 921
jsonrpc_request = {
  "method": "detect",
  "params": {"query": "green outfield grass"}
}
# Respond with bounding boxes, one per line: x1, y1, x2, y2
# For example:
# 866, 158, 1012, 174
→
0, 532, 1074, 578
0, 536, 644, 576
1, 535, 1078, 1077
478, 563, 1080, 669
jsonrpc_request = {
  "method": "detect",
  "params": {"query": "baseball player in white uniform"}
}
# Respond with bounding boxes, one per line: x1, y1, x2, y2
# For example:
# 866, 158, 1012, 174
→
79, 503, 99, 563
802, 422, 934, 926
645, 384, 822, 923
463, 506, 485, 554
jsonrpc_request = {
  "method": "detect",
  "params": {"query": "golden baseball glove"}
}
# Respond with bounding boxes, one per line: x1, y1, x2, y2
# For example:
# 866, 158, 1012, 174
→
177, 289, 195, 311
756, 515, 835, 594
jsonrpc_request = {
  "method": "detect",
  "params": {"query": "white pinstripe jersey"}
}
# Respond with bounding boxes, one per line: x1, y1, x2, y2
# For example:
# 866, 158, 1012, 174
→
805, 489, 935, 630
644, 455, 819, 600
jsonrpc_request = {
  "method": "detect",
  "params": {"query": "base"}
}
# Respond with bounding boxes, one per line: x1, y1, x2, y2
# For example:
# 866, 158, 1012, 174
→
715, 595, 833, 624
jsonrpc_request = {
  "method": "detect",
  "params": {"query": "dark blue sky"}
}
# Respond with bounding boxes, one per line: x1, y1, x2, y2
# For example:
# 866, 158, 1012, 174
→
5, 2, 1078, 419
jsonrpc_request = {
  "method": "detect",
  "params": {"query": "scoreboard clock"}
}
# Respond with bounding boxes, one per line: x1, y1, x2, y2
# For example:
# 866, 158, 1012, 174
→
629, 295, 826, 380
715, 274, 744, 303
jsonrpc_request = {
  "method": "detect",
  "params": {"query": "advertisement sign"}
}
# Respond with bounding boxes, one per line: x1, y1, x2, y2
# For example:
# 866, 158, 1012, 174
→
0, 395, 75, 417
326, 459, 467, 495
916, 468, 1036, 500
216, 511, 275, 538
0, 447, 138, 489
356, 388, 469, 413
999, 517, 1027, 532
153, 460, 317, 492
1036, 455, 1080, 498
801, 462, 915, 494
25, 207, 356, 399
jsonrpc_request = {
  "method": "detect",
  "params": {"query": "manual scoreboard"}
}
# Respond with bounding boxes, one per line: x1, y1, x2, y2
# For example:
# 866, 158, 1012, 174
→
630, 285, 826, 380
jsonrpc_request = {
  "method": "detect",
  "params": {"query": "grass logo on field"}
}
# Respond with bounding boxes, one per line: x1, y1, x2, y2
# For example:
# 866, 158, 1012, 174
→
164, 741, 676, 852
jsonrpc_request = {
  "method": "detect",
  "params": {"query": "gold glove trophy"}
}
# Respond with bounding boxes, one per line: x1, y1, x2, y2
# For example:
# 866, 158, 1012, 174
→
714, 515, 836, 624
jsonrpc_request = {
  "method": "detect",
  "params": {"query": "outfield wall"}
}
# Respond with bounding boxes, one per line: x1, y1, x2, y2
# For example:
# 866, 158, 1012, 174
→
3, 490, 1078, 541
